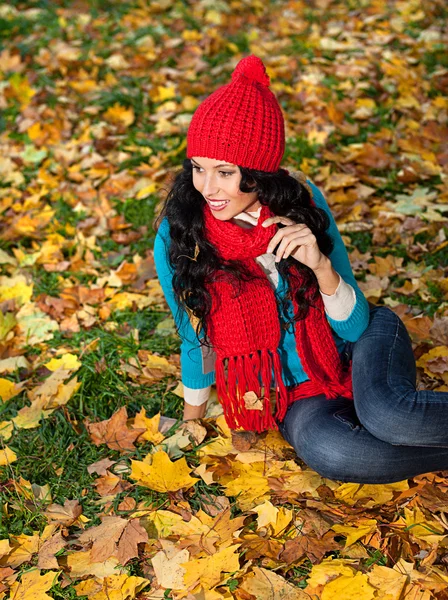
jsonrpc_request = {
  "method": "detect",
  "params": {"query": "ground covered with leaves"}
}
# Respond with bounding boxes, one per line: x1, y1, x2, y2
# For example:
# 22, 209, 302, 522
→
0, 0, 448, 598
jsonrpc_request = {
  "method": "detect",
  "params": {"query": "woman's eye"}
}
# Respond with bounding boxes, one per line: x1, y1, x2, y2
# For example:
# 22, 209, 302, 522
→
220, 171, 233, 177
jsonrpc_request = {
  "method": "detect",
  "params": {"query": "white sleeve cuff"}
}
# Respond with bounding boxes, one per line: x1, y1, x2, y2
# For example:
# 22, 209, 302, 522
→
183, 385, 211, 406
320, 275, 357, 321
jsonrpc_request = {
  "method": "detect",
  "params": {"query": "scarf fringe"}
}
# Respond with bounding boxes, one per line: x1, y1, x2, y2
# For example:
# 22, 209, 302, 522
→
215, 348, 289, 432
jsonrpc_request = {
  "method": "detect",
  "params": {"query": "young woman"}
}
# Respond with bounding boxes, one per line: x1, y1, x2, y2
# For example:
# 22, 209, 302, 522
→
154, 55, 448, 484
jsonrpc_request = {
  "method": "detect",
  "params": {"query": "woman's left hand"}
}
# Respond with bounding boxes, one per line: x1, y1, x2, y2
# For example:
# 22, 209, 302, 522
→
263, 216, 327, 272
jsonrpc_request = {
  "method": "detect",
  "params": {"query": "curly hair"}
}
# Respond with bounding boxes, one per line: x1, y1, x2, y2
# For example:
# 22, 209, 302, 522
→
154, 158, 334, 347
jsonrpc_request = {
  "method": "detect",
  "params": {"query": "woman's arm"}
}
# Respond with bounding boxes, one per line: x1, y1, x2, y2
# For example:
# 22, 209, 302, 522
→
154, 219, 216, 416
307, 182, 370, 341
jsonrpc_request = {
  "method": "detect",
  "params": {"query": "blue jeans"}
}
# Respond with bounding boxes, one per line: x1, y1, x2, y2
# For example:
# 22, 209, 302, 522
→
278, 306, 448, 483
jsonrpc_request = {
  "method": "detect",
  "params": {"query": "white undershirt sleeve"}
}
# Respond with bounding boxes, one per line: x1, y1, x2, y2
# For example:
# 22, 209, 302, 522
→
320, 274, 356, 321
183, 385, 211, 406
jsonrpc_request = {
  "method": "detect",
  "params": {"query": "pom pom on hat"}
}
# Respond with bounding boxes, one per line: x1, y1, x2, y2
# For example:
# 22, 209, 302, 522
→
231, 55, 271, 87
186, 54, 285, 172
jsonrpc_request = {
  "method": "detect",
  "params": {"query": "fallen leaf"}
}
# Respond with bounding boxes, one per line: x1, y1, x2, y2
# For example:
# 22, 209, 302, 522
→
240, 566, 310, 599
9, 570, 58, 600
87, 407, 144, 451
151, 548, 190, 590
130, 450, 199, 493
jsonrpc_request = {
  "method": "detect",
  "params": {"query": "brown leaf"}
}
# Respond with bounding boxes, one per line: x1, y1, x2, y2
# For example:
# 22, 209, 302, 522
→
78, 516, 127, 562
94, 471, 132, 497
180, 419, 207, 445
243, 391, 264, 411
87, 407, 144, 451
116, 519, 149, 565
240, 533, 283, 560
87, 457, 115, 476
232, 430, 258, 452
280, 532, 340, 565
117, 497, 136, 512
37, 531, 66, 569
44, 499, 82, 526
431, 317, 448, 346
200, 494, 230, 517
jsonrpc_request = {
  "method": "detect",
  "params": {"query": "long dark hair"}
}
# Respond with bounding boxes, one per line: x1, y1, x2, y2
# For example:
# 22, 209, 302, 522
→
154, 158, 334, 347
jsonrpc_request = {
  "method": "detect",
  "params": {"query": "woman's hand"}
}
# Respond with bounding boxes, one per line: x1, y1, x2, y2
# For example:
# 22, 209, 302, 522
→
262, 216, 327, 272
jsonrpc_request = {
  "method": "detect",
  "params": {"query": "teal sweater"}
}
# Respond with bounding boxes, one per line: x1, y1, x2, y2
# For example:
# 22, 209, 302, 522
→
153, 182, 370, 390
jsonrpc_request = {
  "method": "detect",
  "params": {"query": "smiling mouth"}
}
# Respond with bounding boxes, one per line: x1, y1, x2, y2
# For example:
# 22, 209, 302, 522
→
206, 199, 230, 208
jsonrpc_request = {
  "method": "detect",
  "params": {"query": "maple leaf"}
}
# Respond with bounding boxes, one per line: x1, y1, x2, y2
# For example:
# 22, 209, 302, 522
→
182, 543, 241, 590
87, 407, 144, 451
334, 481, 409, 506
0, 378, 23, 402
78, 516, 148, 565
5, 533, 40, 568
67, 551, 123, 578
132, 408, 165, 444
130, 450, 199, 492
37, 531, 66, 569
331, 519, 378, 547
74, 574, 149, 600
44, 499, 83, 526
44, 353, 81, 372
0, 445, 17, 466
240, 566, 310, 599
151, 548, 190, 590
9, 570, 58, 600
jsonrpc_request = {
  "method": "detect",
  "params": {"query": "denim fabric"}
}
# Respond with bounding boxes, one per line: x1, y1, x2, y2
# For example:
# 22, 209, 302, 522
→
278, 306, 448, 483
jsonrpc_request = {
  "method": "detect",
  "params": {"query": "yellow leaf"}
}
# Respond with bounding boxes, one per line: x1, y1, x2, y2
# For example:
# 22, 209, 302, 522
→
9, 570, 58, 600
44, 353, 81, 372
222, 464, 270, 511
75, 574, 149, 600
107, 292, 153, 310
0, 275, 33, 306
151, 548, 190, 589
67, 551, 124, 578
156, 85, 176, 102
132, 408, 165, 444
16, 302, 59, 346
130, 451, 199, 492
321, 572, 376, 600
12, 399, 45, 429
368, 565, 407, 600
103, 103, 135, 127
8, 73, 36, 108
182, 544, 240, 589
0, 445, 17, 466
0, 539, 11, 559
334, 481, 408, 506
50, 377, 81, 408
240, 566, 309, 599
0, 356, 29, 373
417, 346, 448, 380
0, 378, 22, 402
0, 312, 16, 341
332, 519, 377, 547
6, 533, 40, 567
135, 183, 157, 199
253, 500, 279, 529
397, 507, 446, 543
306, 557, 356, 587
0, 421, 13, 441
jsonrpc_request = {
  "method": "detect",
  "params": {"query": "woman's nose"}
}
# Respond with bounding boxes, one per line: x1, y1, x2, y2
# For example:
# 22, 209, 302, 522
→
202, 175, 219, 197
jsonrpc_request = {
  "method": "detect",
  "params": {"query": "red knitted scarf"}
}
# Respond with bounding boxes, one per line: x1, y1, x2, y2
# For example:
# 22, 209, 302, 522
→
203, 202, 353, 432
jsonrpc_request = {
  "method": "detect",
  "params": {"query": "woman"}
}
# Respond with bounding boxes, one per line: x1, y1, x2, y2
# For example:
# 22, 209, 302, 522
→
154, 55, 448, 484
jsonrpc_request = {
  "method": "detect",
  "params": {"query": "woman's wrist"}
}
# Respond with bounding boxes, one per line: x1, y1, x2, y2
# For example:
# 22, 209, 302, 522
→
313, 256, 340, 295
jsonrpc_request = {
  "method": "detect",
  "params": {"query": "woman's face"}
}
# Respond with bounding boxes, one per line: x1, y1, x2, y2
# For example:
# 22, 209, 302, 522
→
191, 156, 261, 220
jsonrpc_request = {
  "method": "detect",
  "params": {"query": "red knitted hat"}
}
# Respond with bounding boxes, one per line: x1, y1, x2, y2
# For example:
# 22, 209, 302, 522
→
186, 55, 285, 172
